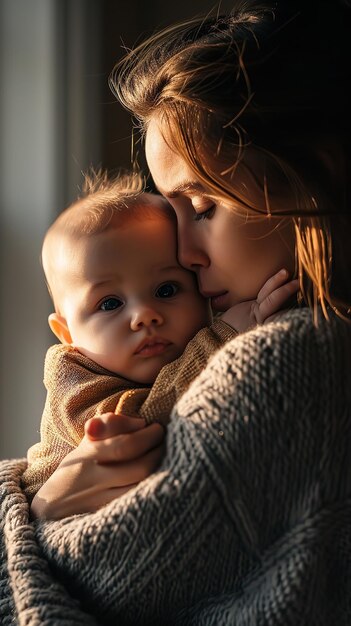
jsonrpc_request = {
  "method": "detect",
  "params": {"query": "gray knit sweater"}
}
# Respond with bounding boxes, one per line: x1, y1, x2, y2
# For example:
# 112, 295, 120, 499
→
1, 309, 351, 625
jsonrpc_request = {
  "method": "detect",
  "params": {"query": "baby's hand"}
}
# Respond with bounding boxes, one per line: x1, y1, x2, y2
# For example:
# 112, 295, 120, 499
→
221, 269, 299, 333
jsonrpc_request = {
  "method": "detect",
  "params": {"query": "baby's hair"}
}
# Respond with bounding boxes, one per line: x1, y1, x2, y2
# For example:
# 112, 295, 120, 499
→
79, 168, 145, 233
42, 169, 173, 311
50, 168, 171, 238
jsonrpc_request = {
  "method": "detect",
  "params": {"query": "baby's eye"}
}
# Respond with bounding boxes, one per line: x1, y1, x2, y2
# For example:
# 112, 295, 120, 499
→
99, 297, 123, 311
155, 283, 178, 298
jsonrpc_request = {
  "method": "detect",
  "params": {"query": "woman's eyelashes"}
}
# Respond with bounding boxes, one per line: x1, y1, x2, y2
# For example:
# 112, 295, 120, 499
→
193, 204, 216, 221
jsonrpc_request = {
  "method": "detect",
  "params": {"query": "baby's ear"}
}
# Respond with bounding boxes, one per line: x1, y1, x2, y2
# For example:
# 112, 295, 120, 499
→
48, 313, 72, 345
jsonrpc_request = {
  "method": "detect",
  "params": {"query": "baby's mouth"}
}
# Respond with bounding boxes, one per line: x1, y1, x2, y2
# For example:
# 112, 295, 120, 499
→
134, 337, 171, 357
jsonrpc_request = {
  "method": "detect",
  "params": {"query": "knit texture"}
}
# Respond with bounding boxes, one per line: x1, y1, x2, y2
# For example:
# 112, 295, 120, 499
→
1, 309, 351, 625
21, 320, 234, 499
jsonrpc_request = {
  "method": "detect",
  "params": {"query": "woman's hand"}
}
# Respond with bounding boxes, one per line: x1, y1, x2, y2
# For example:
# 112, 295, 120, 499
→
30, 413, 165, 520
221, 269, 299, 333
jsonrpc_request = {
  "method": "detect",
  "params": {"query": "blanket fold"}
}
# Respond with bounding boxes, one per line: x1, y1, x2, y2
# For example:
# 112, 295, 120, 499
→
0, 458, 99, 626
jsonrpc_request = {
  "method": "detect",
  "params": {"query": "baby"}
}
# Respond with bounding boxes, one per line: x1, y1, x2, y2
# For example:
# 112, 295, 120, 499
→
22, 171, 234, 499
22, 170, 292, 500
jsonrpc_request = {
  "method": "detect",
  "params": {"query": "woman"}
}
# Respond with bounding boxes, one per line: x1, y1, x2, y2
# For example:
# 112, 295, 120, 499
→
1, 1, 350, 624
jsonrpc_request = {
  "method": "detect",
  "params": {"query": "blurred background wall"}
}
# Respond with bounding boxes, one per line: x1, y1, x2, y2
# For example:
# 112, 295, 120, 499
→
0, 0, 234, 459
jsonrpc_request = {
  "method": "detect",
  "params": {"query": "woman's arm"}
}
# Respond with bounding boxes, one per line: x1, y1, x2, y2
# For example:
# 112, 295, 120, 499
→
35, 309, 343, 625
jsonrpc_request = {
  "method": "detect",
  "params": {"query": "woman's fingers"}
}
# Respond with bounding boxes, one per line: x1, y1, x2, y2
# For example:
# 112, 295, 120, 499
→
31, 435, 166, 520
88, 422, 166, 464
31, 418, 166, 520
32, 442, 165, 519
96, 442, 166, 488
86, 412, 145, 440
59, 485, 140, 517
31, 482, 140, 520
65, 421, 165, 466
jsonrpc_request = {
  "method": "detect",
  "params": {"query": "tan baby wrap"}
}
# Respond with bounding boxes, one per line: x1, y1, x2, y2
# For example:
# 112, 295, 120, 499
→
22, 320, 235, 500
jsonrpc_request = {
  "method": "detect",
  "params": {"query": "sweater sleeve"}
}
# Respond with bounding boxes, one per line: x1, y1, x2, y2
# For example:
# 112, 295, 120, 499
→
139, 319, 236, 425
21, 345, 139, 500
36, 311, 351, 624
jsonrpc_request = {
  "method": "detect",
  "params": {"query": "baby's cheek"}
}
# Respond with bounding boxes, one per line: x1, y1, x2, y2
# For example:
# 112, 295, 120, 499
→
195, 296, 212, 327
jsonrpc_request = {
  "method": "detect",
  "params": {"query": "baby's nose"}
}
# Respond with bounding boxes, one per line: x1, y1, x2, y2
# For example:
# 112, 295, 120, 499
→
130, 306, 163, 330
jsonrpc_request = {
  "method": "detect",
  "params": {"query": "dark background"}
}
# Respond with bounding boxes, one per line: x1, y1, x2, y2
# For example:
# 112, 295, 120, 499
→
61, 0, 236, 193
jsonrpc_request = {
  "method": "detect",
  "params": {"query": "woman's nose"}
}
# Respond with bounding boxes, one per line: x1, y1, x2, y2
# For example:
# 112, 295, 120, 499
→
130, 305, 164, 331
177, 227, 209, 271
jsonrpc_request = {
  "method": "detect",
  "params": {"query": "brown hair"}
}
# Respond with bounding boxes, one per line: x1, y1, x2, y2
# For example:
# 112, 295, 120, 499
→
111, 0, 351, 321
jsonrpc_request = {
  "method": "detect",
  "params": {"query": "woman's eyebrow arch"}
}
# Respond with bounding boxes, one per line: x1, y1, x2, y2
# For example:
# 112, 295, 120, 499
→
159, 181, 205, 198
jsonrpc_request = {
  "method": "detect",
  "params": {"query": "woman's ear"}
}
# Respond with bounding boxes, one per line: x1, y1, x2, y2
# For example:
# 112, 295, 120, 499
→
48, 313, 73, 345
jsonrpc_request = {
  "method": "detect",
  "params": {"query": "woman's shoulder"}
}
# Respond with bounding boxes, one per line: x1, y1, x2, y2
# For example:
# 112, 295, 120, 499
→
174, 307, 351, 474
179, 307, 350, 412
214, 306, 349, 369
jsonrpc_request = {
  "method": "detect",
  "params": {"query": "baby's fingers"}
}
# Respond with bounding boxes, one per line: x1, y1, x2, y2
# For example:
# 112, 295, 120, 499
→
256, 269, 290, 304
258, 278, 299, 323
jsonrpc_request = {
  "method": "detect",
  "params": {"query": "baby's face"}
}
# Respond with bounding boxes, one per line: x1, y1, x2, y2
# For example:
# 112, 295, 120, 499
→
59, 214, 210, 383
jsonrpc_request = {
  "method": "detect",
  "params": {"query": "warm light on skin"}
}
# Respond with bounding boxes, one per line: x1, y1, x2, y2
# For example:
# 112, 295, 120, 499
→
145, 117, 295, 310
47, 213, 211, 384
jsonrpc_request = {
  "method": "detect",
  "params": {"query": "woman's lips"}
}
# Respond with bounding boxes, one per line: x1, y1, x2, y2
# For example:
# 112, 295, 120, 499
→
201, 290, 230, 312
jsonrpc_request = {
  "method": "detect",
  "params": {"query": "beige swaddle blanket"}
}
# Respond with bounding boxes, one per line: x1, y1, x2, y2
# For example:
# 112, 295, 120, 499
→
21, 320, 235, 499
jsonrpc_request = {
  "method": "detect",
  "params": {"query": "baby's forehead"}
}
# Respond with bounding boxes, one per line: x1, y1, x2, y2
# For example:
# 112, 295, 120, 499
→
129, 193, 175, 222
97, 195, 175, 236
79, 207, 178, 261
47, 194, 177, 271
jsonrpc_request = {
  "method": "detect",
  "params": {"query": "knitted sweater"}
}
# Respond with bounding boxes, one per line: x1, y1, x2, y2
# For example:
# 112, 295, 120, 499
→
1, 309, 351, 625
21, 319, 235, 499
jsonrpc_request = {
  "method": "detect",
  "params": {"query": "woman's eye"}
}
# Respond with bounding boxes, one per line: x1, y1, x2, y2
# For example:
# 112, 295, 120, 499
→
155, 283, 178, 298
194, 205, 215, 221
99, 297, 123, 311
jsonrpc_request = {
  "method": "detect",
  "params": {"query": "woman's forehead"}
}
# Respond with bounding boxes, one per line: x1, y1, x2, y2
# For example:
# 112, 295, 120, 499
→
145, 114, 291, 215
145, 118, 199, 197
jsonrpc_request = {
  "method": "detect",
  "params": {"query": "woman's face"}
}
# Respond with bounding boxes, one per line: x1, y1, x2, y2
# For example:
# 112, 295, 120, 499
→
145, 117, 295, 312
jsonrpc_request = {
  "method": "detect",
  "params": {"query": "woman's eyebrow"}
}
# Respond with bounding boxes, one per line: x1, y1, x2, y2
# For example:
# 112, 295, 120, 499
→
160, 181, 205, 198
